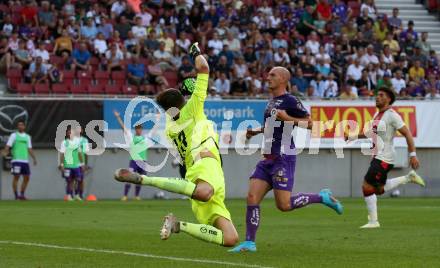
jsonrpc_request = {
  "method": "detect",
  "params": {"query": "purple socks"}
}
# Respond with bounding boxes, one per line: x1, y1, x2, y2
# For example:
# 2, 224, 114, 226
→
135, 185, 141, 197
66, 179, 73, 196
123, 183, 131, 196
290, 193, 322, 209
245, 205, 260, 242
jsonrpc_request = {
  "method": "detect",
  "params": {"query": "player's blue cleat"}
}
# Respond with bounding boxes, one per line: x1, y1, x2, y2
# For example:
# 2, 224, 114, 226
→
319, 189, 343, 215
228, 241, 257, 253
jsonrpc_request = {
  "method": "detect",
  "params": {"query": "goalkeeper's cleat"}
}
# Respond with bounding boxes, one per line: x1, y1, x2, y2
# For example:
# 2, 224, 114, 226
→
134, 196, 142, 201
407, 170, 425, 187
114, 168, 142, 184
160, 213, 179, 240
121, 195, 128, 202
319, 189, 343, 215
188, 42, 201, 60
228, 241, 257, 253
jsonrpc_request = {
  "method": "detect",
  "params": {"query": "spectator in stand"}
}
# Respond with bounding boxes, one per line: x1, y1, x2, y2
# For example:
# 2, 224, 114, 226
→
356, 69, 374, 96
310, 72, 326, 98
332, 0, 352, 23
323, 73, 338, 98
54, 30, 73, 56
111, 0, 127, 19
158, 31, 174, 53
339, 83, 358, 99
248, 72, 263, 96
105, 43, 124, 72
204, 6, 220, 27
28, 56, 48, 85
139, 5, 153, 27
80, 18, 98, 41
361, 45, 379, 66
383, 33, 400, 56
232, 57, 249, 80
178, 56, 196, 81
214, 72, 231, 97
132, 16, 147, 41
208, 32, 223, 55
33, 42, 50, 64
291, 68, 309, 95
38, 1, 56, 29
230, 77, 249, 97
48, 63, 63, 84
391, 70, 406, 94
373, 16, 388, 42
21, 0, 39, 27
407, 80, 425, 97
72, 42, 91, 71
175, 32, 191, 53
305, 31, 320, 55
272, 31, 288, 50
93, 33, 108, 57
400, 21, 418, 42
416, 32, 432, 56
215, 56, 232, 79
115, 16, 131, 40
274, 47, 290, 67
223, 32, 241, 56
153, 42, 174, 70
11, 40, 32, 70
124, 31, 139, 55
2, 15, 14, 37
147, 57, 169, 92
360, 0, 377, 20
388, 8, 403, 34
297, 5, 319, 36
424, 73, 440, 98
144, 31, 160, 55
409, 60, 425, 81
127, 55, 149, 95
8, 32, 20, 53
376, 71, 393, 92
62, 0, 75, 17
411, 45, 428, 68
316, 58, 330, 76
99, 17, 114, 40
347, 58, 363, 81
316, 0, 332, 30
341, 17, 358, 40
243, 45, 257, 69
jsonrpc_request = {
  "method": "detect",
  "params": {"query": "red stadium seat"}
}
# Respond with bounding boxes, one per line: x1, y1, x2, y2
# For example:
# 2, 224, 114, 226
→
0, 4, 10, 13
69, 84, 88, 94
139, 57, 150, 66
105, 84, 122, 94
122, 85, 138, 95
7, 69, 23, 90
34, 83, 51, 94
77, 70, 93, 85
61, 70, 76, 85
16, 83, 33, 95
90, 57, 100, 71
50, 55, 63, 66
94, 70, 110, 85
52, 83, 70, 94
87, 84, 105, 94
111, 71, 126, 86
163, 71, 178, 88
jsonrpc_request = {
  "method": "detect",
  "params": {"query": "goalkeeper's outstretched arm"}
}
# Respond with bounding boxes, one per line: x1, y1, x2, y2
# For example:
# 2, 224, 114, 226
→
189, 42, 209, 75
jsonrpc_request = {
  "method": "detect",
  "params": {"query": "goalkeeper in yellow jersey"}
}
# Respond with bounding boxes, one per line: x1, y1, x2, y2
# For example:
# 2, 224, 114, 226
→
114, 43, 239, 247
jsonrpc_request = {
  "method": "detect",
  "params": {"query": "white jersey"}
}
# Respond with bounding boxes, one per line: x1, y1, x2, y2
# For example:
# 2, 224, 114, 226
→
369, 108, 405, 164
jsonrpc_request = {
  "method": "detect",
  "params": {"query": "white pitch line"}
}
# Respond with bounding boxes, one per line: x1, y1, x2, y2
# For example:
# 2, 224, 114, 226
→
0, 241, 274, 268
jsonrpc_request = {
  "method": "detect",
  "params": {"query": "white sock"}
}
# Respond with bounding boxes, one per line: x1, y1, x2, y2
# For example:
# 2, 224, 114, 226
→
384, 176, 409, 192
364, 194, 378, 222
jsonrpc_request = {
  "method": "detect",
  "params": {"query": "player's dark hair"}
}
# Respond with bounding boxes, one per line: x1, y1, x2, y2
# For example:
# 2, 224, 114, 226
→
378, 87, 396, 105
134, 124, 143, 129
156, 88, 185, 112
16, 120, 25, 126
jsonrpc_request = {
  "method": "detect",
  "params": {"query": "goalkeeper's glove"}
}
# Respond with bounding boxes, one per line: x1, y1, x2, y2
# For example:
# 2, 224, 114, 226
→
180, 77, 196, 95
188, 42, 201, 61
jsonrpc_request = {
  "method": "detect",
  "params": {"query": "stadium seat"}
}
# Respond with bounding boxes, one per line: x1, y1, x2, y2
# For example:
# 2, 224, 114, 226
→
94, 70, 110, 85
163, 71, 178, 88
122, 85, 138, 95
50, 55, 63, 66
0, 4, 10, 13
90, 57, 100, 71
61, 70, 76, 85
111, 71, 126, 86
139, 57, 150, 66
77, 70, 93, 85
105, 84, 122, 94
52, 83, 70, 94
34, 83, 51, 94
16, 83, 33, 95
87, 84, 105, 94
7, 69, 23, 90
69, 84, 88, 94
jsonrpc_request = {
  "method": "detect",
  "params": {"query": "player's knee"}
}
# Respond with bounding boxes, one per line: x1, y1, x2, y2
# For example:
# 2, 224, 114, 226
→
247, 192, 259, 205
362, 182, 376, 197
276, 202, 291, 212
194, 185, 214, 202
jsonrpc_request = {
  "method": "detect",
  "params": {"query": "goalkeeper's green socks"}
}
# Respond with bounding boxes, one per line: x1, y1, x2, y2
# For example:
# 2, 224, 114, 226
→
140, 176, 196, 197
179, 222, 224, 245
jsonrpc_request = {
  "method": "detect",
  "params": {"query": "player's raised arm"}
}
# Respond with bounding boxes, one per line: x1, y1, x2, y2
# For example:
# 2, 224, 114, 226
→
113, 110, 130, 136
398, 125, 419, 169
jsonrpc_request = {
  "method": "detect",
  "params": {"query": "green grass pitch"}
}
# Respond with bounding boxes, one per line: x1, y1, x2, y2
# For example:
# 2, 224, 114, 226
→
0, 198, 439, 268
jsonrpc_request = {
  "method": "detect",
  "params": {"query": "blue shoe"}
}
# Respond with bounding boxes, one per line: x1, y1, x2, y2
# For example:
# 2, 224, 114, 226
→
228, 241, 257, 253
319, 189, 343, 215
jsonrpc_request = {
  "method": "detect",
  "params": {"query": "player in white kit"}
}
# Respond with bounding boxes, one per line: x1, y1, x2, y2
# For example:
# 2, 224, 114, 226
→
347, 87, 426, 228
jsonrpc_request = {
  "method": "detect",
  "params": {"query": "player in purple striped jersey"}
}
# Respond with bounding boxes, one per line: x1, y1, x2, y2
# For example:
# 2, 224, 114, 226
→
229, 67, 343, 253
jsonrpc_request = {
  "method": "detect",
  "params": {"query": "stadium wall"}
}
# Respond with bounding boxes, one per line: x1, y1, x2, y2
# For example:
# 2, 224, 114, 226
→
1, 148, 438, 200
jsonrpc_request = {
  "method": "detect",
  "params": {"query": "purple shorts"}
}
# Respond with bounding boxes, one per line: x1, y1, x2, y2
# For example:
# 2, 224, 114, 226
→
249, 155, 296, 191
129, 160, 147, 175
63, 167, 82, 180
11, 162, 31, 176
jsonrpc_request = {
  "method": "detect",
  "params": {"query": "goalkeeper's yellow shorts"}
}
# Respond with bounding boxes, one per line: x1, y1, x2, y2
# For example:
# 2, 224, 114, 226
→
185, 157, 232, 225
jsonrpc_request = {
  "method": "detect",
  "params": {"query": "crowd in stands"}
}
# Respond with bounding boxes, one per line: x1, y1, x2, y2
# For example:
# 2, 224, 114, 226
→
0, 0, 439, 99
